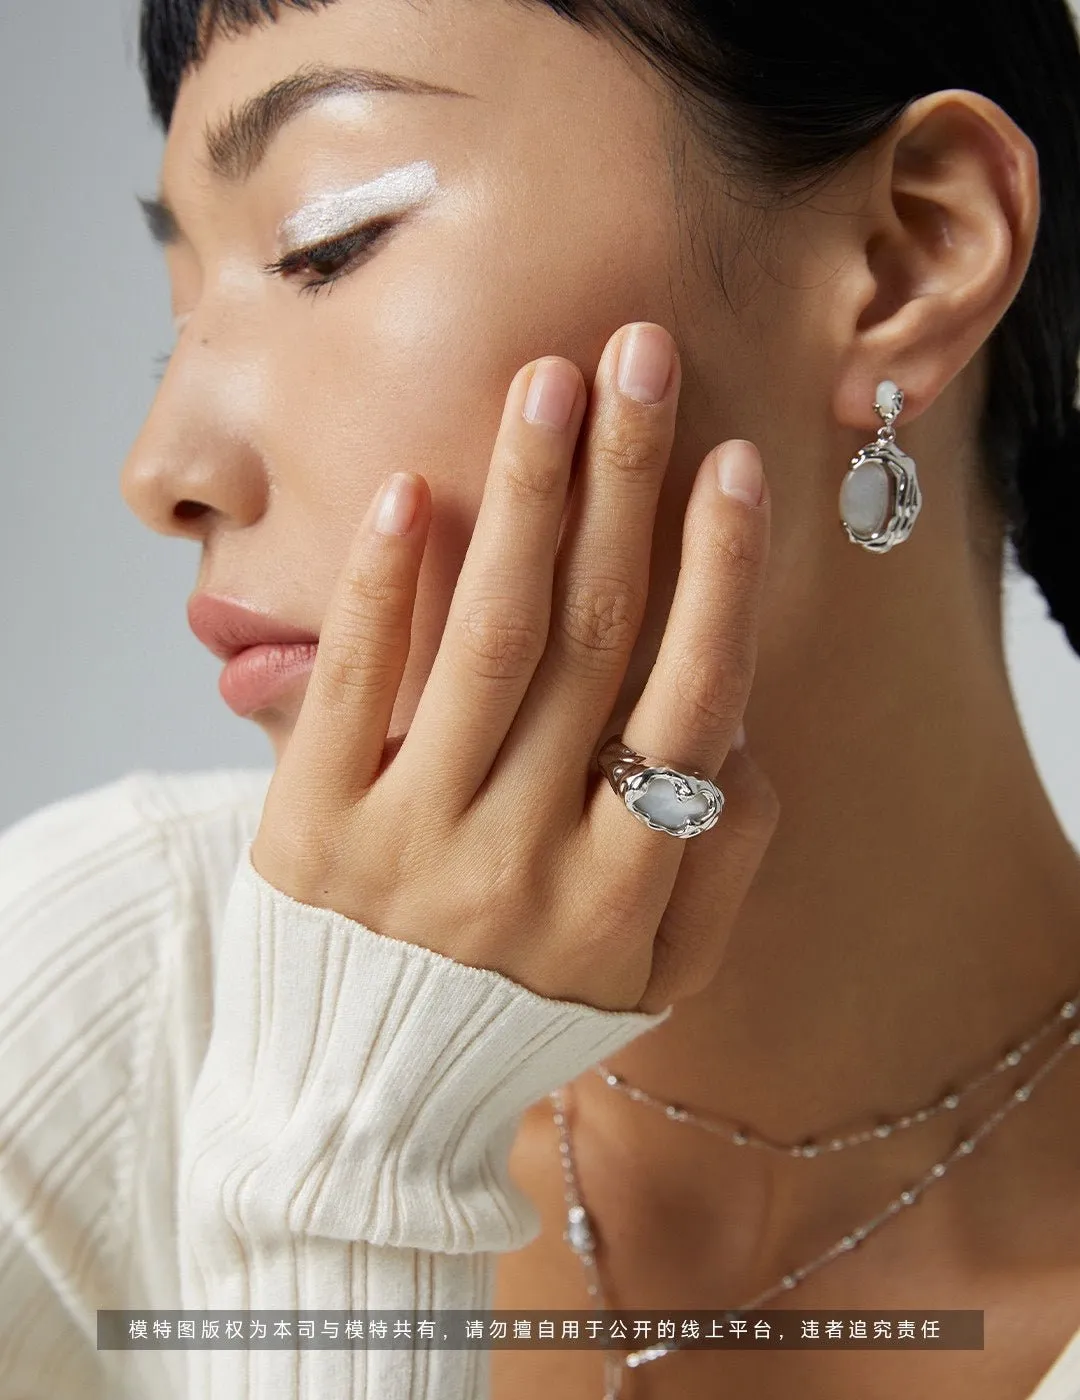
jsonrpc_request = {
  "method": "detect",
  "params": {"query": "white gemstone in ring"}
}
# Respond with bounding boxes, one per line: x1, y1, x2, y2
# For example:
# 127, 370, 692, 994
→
595, 739, 725, 838
623, 766, 724, 838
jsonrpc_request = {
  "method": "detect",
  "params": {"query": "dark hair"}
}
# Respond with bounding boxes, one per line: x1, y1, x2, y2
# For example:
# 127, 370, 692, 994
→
139, 0, 1080, 654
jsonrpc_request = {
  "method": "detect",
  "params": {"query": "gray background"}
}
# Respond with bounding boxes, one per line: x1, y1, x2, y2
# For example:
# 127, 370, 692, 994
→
1, 0, 1078, 843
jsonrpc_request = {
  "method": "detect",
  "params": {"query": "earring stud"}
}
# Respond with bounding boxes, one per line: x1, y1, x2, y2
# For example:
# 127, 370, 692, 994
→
839, 379, 923, 552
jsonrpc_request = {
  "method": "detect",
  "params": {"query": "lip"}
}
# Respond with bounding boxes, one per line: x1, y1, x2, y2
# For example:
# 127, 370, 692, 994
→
218, 641, 318, 717
187, 594, 321, 717
187, 593, 320, 660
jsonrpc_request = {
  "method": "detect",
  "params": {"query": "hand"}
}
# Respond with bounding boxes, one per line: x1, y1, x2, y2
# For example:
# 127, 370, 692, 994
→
251, 322, 779, 1016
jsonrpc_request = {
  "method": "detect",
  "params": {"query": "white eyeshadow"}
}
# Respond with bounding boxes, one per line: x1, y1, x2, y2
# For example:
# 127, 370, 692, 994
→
277, 159, 439, 249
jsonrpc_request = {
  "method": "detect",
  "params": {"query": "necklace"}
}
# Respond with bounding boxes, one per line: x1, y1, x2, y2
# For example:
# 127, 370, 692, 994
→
549, 993, 1080, 1399
590, 986, 1080, 1158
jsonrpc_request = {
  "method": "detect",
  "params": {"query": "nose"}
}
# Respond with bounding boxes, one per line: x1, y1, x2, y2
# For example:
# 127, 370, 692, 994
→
120, 330, 269, 540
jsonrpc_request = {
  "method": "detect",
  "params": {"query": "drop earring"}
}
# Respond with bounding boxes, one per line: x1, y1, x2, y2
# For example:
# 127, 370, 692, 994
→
839, 379, 923, 552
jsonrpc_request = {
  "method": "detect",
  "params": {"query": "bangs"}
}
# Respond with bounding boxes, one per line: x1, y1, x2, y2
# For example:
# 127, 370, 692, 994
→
139, 0, 340, 130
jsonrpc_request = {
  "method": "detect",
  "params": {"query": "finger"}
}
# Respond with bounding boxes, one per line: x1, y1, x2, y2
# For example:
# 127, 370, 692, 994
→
393, 356, 586, 808
496, 322, 680, 792
636, 741, 781, 1014
279, 470, 431, 807
589, 439, 770, 864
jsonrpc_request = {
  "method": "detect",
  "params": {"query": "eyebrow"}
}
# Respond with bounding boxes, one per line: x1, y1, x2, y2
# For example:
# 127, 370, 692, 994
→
138, 61, 472, 248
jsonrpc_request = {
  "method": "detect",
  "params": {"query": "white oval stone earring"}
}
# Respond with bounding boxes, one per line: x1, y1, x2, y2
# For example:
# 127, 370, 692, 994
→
839, 379, 923, 552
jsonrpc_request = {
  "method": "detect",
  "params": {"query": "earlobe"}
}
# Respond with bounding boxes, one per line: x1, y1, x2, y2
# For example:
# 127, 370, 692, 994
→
832, 88, 1040, 432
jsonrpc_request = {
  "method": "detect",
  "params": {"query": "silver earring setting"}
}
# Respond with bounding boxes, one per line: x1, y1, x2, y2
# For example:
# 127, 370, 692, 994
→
839, 379, 923, 552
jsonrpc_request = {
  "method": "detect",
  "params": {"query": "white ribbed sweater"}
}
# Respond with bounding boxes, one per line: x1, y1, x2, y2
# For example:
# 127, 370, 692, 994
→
0, 767, 1077, 1399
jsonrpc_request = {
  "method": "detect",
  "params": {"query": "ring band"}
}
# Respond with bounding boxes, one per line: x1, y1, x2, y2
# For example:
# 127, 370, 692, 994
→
595, 735, 725, 839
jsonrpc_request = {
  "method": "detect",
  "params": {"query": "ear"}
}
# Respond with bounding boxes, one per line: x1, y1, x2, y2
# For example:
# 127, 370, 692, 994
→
830, 88, 1040, 432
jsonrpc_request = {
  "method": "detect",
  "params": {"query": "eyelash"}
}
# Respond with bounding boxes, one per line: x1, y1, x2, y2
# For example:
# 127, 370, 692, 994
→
152, 218, 396, 381
261, 217, 396, 298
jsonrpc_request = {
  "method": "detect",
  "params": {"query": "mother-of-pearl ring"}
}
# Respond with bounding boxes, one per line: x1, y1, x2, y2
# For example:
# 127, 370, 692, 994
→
595, 735, 724, 839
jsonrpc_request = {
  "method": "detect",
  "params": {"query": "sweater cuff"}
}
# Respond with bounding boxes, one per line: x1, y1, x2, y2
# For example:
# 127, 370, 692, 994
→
183, 841, 671, 1259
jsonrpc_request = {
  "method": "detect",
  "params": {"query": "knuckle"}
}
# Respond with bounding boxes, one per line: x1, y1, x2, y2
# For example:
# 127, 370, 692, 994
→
318, 635, 400, 701
501, 445, 565, 503
714, 515, 765, 574
591, 426, 664, 479
555, 574, 643, 664
453, 596, 545, 679
342, 560, 414, 616
317, 569, 412, 696
671, 642, 747, 730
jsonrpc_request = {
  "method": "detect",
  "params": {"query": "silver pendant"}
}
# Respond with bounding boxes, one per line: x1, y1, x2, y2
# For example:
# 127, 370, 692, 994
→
839, 379, 922, 553
564, 1202, 596, 1255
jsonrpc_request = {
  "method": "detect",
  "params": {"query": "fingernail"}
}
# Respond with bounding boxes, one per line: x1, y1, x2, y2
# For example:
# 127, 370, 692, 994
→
617, 323, 675, 404
732, 722, 748, 751
716, 440, 763, 506
374, 472, 420, 535
523, 358, 579, 429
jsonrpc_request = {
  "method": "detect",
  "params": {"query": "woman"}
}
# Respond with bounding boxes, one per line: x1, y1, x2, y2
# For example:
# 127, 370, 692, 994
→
1, 0, 1079, 1395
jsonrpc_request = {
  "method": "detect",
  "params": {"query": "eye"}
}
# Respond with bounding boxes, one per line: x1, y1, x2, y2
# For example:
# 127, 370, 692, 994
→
262, 217, 397, 299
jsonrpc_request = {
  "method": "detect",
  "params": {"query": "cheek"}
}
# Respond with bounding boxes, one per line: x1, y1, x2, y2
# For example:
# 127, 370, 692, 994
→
270, 174, 675, 545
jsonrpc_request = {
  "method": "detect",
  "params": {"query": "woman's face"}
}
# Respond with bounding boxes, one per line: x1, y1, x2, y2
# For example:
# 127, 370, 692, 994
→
121, 0, 838, 763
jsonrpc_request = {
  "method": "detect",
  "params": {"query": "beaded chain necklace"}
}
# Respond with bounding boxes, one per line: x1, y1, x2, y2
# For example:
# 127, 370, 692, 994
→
548, 988, 1080, 1398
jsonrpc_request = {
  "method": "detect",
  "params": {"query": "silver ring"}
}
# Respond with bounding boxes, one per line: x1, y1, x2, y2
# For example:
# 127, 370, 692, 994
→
595, 736, 725, 839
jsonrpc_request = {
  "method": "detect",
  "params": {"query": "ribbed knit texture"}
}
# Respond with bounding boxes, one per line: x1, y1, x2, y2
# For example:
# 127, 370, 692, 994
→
0, 767, 1077, 1397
